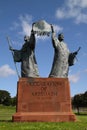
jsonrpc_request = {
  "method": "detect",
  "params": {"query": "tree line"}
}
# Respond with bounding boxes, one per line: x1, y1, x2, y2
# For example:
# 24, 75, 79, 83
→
72, 91, 87, 114
0, 90, 16, 106
0, 90, 87, 114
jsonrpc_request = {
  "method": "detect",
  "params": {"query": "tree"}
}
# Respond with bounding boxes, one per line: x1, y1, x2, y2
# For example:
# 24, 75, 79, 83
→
0, 90, 11, 106
11, 96, 17, 106
83, 91, 87, 107
72, 94, 82, 114
72, 91, 87, 114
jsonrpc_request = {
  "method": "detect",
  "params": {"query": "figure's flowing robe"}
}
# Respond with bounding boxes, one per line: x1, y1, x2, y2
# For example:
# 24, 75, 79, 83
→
49, 33, 70, 78
14, 33, 39, 77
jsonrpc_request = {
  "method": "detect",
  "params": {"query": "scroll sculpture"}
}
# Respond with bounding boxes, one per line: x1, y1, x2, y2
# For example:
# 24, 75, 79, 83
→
32, 20, 52, 36
8, 20, 81, 122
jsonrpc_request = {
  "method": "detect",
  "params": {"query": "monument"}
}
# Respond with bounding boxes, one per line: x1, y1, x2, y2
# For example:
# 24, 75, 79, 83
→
9, 20, 80, 122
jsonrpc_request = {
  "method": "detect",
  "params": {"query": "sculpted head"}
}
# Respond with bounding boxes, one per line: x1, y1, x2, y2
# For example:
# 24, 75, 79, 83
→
58, 33, 64, 41
24, 35, 30, 42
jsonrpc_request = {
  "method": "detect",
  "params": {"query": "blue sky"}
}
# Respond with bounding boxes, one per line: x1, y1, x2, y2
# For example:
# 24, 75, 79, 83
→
0, 0, 87, 97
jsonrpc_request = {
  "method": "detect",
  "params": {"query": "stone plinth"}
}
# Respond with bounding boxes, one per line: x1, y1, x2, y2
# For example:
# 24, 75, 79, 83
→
12, 78, 76, 122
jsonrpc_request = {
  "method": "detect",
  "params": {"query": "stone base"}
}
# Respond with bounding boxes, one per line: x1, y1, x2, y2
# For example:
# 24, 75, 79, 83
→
12, 78, 76, 122
13, 112, 76, 122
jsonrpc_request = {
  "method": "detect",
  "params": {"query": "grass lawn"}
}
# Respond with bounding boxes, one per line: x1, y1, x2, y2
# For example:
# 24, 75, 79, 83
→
0, 105, 87, 130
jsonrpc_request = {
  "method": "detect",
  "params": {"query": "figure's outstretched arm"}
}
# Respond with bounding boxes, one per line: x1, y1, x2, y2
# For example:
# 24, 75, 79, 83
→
68, 47, 81, 66
9, 46, 17, 51
51, 24, 54, 33
29, 24, 36, 49
51, 24, 58, 48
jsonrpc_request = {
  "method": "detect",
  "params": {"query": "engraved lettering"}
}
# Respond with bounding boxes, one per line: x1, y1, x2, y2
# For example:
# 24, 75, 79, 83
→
28, 81, 63, 87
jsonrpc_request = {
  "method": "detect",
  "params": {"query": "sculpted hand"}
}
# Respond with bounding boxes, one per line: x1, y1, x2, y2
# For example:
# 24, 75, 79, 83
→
32, 22, 35, 26
31, 23, 35, 34
9, 46, 14, 51
74, 52, 78, 55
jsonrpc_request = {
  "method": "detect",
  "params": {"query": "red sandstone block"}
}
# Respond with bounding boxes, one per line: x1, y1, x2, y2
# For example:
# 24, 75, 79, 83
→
13, 78, 76, 122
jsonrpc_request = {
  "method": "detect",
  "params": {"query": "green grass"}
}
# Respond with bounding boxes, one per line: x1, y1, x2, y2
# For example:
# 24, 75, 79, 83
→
0, 105, 16, 121
0, 105, 87, 130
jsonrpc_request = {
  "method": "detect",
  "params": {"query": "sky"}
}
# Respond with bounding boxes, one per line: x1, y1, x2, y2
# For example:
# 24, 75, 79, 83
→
0, 0, 87, 97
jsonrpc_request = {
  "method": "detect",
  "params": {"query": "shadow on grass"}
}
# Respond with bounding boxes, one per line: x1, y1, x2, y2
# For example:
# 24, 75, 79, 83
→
75, 113, 87, 116
0, 120, 12, 122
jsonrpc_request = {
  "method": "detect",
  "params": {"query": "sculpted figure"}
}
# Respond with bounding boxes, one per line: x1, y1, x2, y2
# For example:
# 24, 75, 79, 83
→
49, 25, 79, 78
9, 27, 39, 78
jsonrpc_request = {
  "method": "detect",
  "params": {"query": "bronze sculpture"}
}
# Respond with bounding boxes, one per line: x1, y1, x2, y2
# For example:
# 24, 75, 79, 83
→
49, 25, 80, 78
9, 26, 39, 78
8, 20, 80, 78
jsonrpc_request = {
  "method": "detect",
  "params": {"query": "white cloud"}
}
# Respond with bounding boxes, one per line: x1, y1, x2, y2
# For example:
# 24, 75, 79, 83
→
53, 24, 63, 33
56, 8, 66, 19
10, 22, 20, 31
19, 14, 32, 36
76, 13, 87, 24
10, 14, 63, 42
10, 14, 33, 46
0, 64, 16, 77
84, 69, 87, 73
69, 73, 80, 83
68, 0, 87, 8
10, 14, 33, 36
56, 0, 87, 24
